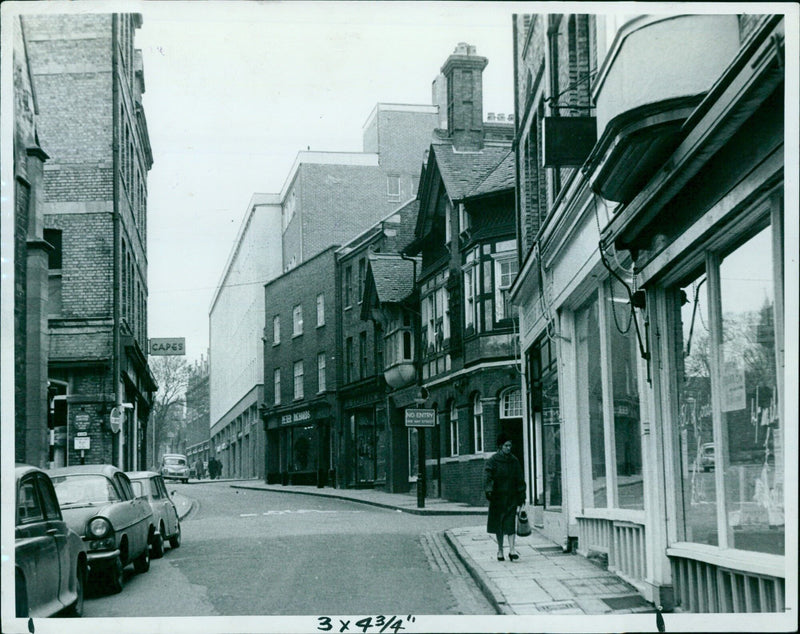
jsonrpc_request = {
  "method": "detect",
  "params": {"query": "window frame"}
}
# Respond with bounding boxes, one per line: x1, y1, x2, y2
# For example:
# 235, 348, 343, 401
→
273, 315, 281, 345
316, 294, 325, 327
274, 368, 281, 405
317, 352, 326, 393
387, 174, 401, 201
293, 360, 304, 400
473, 393, 484, 454
292, 304, 303, 337
449, 401, 460, 457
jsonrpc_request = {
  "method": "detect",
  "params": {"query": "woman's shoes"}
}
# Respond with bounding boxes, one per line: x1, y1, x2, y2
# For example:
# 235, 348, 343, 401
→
509, 552, 520, 561
497, 552, 505, 561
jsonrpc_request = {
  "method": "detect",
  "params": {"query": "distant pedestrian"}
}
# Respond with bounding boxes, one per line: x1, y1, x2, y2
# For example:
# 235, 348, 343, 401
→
195, 458, 204, 480
484, 432, 525, 562
209, 458, 218, 479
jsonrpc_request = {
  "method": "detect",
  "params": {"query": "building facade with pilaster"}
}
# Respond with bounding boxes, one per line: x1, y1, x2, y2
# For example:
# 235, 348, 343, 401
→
510, 12, 789, 613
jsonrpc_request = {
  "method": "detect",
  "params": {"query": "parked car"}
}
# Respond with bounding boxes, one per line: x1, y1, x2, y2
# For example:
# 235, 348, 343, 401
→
160, 453, 191, 483
701, 442, 715, 472
126, 471, 182, 557
49, 465, 155, 594
15, 464, 88, 617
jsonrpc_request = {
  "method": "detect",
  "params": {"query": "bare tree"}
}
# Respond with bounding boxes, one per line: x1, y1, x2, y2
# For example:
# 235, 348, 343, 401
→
148, 356, 190, 469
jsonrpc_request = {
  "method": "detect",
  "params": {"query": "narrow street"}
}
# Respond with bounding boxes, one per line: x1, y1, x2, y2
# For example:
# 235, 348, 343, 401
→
82, 481, 495, 617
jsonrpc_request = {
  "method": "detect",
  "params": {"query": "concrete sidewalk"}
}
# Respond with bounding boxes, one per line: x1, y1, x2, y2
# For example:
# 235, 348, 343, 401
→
228, 483, 656, 616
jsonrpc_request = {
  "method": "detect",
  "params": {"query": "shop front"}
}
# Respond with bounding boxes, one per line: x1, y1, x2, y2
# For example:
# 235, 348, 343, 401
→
266, 402, 333, 487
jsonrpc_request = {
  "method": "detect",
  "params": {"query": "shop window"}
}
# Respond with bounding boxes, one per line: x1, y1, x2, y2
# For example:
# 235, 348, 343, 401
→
675, 218, 783, 555
273, 369, 281, 405
473, 394, 484, 453
576, 294, 606, 507
606, 278, 643, 510
449, 401, 460, 456
292, 304, 303, 337
532, 332, 561, 508
293, 360, 304, 400
290, 424, 314, 472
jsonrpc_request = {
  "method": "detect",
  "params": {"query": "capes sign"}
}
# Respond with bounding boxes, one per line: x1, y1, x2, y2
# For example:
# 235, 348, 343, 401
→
149, 338, 186, 356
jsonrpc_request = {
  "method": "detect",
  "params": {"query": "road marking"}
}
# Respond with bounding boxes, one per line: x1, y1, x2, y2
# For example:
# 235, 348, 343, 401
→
239, 513, 258, 517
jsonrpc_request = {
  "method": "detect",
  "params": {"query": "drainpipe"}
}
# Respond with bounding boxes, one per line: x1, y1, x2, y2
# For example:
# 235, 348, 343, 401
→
111, 14, 123, 468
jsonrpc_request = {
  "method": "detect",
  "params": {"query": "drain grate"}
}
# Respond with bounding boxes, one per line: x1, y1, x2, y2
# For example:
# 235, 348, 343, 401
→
601, 595, 652, 610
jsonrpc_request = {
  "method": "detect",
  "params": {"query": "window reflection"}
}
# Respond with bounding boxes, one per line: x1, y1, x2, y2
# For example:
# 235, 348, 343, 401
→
677, 270, 718, 546
719, 227, 782, 555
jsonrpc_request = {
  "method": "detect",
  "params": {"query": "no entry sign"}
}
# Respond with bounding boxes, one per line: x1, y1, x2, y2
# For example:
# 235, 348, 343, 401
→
405, 409, 436, 427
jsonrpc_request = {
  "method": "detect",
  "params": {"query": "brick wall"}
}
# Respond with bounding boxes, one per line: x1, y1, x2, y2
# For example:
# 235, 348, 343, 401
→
15, 180, 30, 462
264, 247, 339, 406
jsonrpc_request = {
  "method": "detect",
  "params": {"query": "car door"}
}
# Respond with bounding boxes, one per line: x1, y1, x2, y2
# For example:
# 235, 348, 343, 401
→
16, 475, 60, 616
35, 474, 73, 610
114, 473, 150, 557
157, 476, 179, 536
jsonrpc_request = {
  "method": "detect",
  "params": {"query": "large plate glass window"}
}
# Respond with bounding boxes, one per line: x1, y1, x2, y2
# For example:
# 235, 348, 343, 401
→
531, 332, 560, 508
674, 207, 783, 555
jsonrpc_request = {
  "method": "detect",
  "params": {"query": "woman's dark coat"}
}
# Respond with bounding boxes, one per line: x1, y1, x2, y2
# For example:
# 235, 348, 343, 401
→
484, 450, 525, 535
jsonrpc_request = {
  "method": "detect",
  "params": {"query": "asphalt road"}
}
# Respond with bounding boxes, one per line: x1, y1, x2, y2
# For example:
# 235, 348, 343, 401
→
82, 481, 495, 619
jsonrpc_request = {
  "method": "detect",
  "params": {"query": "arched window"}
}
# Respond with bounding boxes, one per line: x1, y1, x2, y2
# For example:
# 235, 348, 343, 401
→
499, 388, 523, 419
449, 401, 459, 457
473, 393, 484, 453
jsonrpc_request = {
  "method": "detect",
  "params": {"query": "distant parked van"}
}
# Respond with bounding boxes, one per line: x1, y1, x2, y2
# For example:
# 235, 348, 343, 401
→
160, 454, 191, 483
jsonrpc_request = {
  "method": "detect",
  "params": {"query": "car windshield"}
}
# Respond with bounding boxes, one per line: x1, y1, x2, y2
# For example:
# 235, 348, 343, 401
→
51, 475, 121, 506
164, 457, 186, 466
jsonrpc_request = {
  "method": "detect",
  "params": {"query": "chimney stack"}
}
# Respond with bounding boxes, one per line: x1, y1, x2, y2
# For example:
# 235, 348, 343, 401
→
440, 42, 488, 151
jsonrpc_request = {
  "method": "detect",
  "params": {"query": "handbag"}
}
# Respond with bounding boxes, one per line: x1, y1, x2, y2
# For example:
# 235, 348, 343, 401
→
516, 506, 532, 537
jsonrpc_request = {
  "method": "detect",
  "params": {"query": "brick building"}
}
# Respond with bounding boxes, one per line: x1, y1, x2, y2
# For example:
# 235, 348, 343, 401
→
12, 16, 51, 468
396, 43, 518, 507
22, 13, 156, 470
336, 199, 419, 490
211, 106, 438, 480
509, 12, 788, 612
260, 247, 339, 485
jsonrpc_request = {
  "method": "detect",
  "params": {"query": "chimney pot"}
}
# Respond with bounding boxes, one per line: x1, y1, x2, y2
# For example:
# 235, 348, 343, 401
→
497, 113, 506, 122
487, 112, 496, 121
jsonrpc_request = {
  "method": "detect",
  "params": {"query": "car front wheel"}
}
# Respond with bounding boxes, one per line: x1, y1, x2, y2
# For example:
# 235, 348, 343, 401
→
151, 525, 165, 558
106, 556, 124, 594
169, 522, 181, 549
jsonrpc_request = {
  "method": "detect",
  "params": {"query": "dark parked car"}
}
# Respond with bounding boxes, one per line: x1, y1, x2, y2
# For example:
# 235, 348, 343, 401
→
49, 465, 155, 594
126, 471, 182, 557
15, 464, 88, 617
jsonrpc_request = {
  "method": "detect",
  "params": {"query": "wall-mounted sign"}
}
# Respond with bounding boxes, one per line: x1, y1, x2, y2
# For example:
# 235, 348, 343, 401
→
74, 413, 90, 432
74, 437, 91, 450
149, 338, 186, 356
109, 407, 124, 434
405, 409, 436, 427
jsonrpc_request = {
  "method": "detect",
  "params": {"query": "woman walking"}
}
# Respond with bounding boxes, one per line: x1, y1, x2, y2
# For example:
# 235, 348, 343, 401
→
484, 433, 526, 561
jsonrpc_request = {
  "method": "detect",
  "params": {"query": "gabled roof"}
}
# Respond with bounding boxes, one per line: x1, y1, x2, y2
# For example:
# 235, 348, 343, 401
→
432, 142, 513, 202
465, 149, 515, 199
368, 253, 418, 303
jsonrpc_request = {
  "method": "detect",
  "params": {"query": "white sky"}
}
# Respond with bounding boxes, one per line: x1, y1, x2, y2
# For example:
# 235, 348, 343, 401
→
137, 1, 520, 362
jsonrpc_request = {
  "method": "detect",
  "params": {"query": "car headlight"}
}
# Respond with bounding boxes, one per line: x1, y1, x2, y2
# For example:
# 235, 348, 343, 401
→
88, 517, 112, 538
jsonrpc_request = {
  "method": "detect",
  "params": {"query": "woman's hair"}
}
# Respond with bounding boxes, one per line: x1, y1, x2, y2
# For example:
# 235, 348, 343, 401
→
497, 432, 510, 447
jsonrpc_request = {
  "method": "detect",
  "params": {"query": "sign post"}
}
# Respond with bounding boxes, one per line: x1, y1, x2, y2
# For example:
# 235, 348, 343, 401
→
405, 408, 436, 508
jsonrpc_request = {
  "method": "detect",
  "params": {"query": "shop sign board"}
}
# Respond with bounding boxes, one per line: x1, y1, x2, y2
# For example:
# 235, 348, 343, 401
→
405, 409, 436, 427
74, 413, 90, 432
149, 338, 186, 356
